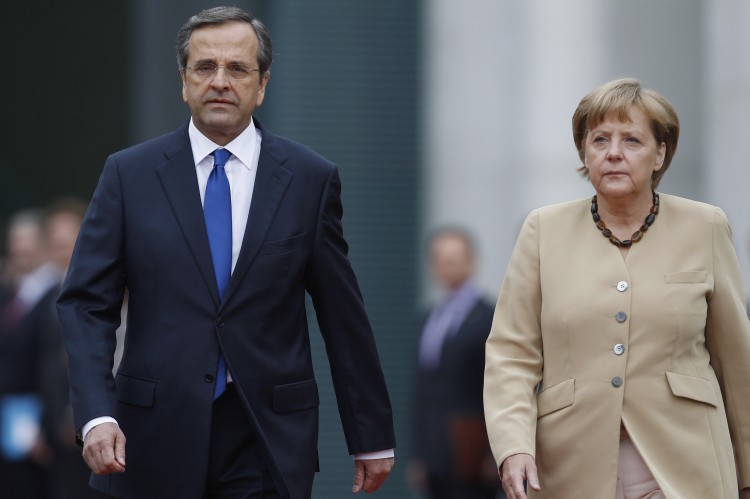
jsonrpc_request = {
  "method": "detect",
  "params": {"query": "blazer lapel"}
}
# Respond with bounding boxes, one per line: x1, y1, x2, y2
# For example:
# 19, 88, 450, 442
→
156, 129, 221, 307
222, 126, 292, 306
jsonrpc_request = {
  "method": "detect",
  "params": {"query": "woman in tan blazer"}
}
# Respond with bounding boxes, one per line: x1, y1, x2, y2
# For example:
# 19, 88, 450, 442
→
484, 78, 750, 499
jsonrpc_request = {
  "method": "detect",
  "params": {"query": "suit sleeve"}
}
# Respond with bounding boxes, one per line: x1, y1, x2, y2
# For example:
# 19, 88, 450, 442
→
57, 156, 126, 433
304, 166, 396, 455
484, 210, 544, 469
705, 207, 750, 487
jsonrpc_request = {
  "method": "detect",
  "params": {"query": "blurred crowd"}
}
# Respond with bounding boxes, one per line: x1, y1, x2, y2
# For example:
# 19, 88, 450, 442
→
0, 199, 108, 499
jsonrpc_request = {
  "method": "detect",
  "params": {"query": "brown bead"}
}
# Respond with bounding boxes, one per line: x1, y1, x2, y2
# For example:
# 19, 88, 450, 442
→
591, 191, 659, 247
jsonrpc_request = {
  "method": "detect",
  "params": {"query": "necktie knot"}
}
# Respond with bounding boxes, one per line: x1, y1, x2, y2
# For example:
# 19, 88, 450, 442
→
211, 148, 232, 169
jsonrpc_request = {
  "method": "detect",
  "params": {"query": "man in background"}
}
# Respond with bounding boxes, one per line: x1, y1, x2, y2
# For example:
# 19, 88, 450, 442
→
0, 201, 104, 499
42, 199, 109, 499
409, 227, 503, 499
0, 210, 60, 499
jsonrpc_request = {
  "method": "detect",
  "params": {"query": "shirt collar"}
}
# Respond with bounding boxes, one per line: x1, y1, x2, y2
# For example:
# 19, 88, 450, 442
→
443, 280, 479, 307
188, 118, 258, 171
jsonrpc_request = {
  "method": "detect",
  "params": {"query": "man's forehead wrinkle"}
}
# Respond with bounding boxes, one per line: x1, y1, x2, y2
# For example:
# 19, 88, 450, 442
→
192, 45, 250, 64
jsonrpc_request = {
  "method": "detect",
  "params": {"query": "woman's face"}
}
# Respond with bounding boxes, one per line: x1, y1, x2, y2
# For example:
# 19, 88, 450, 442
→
584, 106, 666, 203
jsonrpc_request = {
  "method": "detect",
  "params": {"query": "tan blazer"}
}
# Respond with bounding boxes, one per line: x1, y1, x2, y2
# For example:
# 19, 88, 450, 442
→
484, 194, 750, 498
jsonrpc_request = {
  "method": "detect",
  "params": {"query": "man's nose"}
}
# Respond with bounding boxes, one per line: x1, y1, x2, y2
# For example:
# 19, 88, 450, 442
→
210, 67, 230, 88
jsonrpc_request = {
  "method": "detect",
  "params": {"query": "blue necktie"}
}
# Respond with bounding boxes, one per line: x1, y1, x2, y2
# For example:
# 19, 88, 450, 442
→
205, 148, 232, 399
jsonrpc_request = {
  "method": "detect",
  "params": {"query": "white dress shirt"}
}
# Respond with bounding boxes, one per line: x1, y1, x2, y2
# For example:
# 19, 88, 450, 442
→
190, 118, 261, 272
82, 119, 392, 461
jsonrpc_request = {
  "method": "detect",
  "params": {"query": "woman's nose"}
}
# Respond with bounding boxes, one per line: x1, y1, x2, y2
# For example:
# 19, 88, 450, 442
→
607, 140, 623, 160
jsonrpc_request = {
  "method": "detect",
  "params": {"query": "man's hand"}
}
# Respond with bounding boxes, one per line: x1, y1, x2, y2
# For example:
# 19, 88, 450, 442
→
352, 457, 394, 493
501, 453, 540, 499
82, 422, 126, 475
741, 487, 750, 499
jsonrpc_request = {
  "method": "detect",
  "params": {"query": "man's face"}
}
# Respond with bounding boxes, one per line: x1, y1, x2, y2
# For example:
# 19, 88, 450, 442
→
181, 22, 269, 145
46, 212, 82, 270
430, 234, 474, 291
7, 223, 47, 279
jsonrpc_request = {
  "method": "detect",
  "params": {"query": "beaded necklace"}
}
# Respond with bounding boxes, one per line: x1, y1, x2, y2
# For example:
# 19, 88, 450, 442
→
590, 191, 659, 247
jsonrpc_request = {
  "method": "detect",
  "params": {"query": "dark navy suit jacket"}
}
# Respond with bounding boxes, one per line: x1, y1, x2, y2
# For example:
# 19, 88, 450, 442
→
57, 120, 395, 499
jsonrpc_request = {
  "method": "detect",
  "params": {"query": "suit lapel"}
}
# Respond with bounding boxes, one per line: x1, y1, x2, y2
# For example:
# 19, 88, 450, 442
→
156, 127, 221, 307
221, 124, 292, 306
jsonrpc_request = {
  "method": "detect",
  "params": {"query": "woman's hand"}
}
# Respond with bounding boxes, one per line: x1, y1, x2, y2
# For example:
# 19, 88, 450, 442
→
501, 453, 540, 499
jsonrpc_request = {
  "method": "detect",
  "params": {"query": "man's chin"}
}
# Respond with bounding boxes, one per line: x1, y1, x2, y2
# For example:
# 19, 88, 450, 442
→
195, 116, 246, 139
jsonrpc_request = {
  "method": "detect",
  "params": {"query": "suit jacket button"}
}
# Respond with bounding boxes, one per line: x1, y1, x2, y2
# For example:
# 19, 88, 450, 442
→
204, 374, 215, 383
611, 376, 623, 388
216, 317, 225, 327
615, 311, 627, 323
614, 343, 625, 355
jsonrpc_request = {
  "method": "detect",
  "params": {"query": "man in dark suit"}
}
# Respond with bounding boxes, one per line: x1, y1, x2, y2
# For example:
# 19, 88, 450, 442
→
409, 228, 502, 499
57, 7, 395, 499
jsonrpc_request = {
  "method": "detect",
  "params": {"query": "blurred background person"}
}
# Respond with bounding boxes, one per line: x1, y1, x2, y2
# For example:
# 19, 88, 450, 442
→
0, 209, 60, 499
0, 200, 105, 499
485, 78, 750, 499
409, 227, 503, 499
44, 199, 87, 278
41, 198, 109, 499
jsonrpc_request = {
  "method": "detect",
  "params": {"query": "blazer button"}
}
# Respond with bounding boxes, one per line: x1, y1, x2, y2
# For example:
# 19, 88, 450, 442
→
614, 343, 625, 355
204, 373, 215, 383
616, 281, 629, 292
611, 376, 623, 388
615, 311, 627, 323
216, 317, 225, 327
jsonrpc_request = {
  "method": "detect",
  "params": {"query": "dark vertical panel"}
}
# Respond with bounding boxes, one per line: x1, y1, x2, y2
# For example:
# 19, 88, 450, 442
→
1, 2, 131, 218
262, 2, 420, 497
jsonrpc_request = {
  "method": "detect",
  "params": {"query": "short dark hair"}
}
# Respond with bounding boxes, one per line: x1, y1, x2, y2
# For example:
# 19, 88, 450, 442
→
175, 6, 273, 76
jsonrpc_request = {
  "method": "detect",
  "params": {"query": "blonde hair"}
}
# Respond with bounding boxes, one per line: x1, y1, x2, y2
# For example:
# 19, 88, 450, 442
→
572, 78, 679, 189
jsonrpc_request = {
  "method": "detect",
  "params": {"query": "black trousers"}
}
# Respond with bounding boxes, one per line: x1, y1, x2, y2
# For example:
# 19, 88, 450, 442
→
204, 384, 281, 499
0, 457, 50, 499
